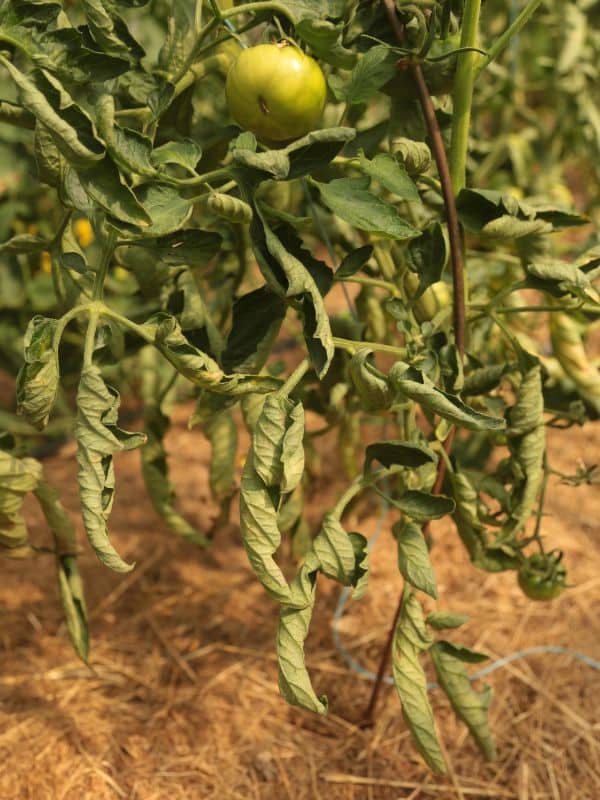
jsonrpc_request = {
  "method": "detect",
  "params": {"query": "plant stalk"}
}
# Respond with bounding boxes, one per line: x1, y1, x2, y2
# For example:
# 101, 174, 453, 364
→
449, 0, 481, 195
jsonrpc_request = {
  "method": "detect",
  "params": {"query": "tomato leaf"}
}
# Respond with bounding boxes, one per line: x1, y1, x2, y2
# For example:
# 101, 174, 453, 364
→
313, 177, 419, 240
430, 641, 496, 762
16, 315, 60, 430
75, 366, 146, 572
392, 590, 446, 774
394, 520, 437, 599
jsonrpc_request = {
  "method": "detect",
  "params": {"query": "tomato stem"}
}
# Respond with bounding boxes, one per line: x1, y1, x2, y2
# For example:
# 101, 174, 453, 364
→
449, 0, 481, 196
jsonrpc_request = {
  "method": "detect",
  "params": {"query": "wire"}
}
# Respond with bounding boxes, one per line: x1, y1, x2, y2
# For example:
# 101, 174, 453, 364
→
332, 504, 600, 688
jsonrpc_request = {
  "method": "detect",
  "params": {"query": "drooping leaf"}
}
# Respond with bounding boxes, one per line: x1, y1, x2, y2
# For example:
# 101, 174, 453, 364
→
393, 520, 437, 599
348, 349, 393, 412
390, 365, 506, 432
75, 366, 146, 572
392, 589, 446, 774
0, 60, 105, 168
312, 513, 356, 584
426, 612, 469, 631
277, 554, 328, 714
365, 440, 437, 472
0, 451, 42, 554
222, 286, 287, 374
16, 315, 60, 430
335, 244, 374, 279
430, 641, 496, 761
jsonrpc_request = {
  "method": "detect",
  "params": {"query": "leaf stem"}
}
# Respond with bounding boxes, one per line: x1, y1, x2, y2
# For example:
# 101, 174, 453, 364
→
83, 311, 100, 368
340, 275, 400, 294
332, 336, 406, 358
276, 358, 310, 398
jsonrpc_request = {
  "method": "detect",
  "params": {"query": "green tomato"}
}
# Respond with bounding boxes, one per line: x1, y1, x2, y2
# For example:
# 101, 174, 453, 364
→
517, 552, 567, 601
225, 42, 327, 142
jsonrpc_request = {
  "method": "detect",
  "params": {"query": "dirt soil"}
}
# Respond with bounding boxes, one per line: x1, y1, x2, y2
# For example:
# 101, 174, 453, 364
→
1, 398, 599, 800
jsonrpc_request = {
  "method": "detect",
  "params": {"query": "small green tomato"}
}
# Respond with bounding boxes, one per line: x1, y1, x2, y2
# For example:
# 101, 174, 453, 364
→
225, 42, 327, 142
517, 551, 567, 601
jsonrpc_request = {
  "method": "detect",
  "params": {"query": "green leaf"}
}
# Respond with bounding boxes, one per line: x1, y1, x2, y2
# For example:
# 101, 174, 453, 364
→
205, 409, 238, 501
357, 152, 420, 202
0, 451, 42, 553
33, 479, 89, 660
137, 229, 222, 267
56, 554, 89, 662
80, 0, 144, 63
406, 222, 448, 298
252, 394, 304, 492
139, 349, 209, 547
0, 233, 48, 254
394, 520, 437, 599
382, 489, 455, 522
76, 366, 146, 573
328, 45, 397, 106
222, 287, 287, 373
348, 349, 393, 412
505, 366, 545, 535
16, 315, 60, 430
365, 440, 437, 472
335, 244, 374, 279
462, 364, 509, 397
392, 590, 446, 774
75, 158, 152, 227
390, 366, 506, 432
313, 513, 356, 584
240, 451, 296, 605
313, 177, 419, 240
151, 139, 202, 173
348, 531, 369, 599
526, 257, 598, 301
426, 612, 469, 630
250, 212, 333, 378
448, 470, 518, 572
393, 137, 432, 176
430, 641, 496, 761
295, 19, 357, 69
125, 181, 192, 235
0, 60, 105, 167
277, 556, 328, 714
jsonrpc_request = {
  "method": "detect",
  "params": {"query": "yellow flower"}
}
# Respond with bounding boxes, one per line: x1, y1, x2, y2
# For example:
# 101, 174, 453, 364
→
73, 218, 94, 247
40, 251, 52, 274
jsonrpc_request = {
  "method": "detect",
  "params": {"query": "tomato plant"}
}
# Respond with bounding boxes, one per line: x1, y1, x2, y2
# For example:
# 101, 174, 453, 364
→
0, 0, 598, 777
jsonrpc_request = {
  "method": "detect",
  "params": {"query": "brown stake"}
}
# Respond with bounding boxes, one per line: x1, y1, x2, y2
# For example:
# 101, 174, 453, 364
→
364, 1, 467, 724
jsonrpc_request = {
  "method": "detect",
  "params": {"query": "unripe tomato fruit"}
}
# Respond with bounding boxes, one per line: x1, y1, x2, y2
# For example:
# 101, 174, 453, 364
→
517, 552, 567, 601
225, 42, 327, 142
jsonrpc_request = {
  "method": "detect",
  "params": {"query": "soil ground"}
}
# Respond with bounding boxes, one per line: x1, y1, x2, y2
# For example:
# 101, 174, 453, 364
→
1, 395, 599, 800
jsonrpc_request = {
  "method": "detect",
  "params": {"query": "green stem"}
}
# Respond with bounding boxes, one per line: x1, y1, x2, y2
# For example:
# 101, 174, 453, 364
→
341, 275, 399, 294
172, 53, 231, 100
220, 2, 295, 23
332, 336, 406, 358
331, 465, 404, 519
100, 307, 155, 343
83, 311, 100, 368
277, 358, 310, 398
474, 0, 543, 79
449, 0, 481, 194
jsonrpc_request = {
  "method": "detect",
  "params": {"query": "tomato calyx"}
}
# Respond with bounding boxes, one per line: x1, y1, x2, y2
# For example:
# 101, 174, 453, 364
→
517, 550, 567, 601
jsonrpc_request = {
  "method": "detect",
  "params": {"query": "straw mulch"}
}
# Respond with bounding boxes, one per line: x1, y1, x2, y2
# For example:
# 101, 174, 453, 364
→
1, 401, 599, 800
